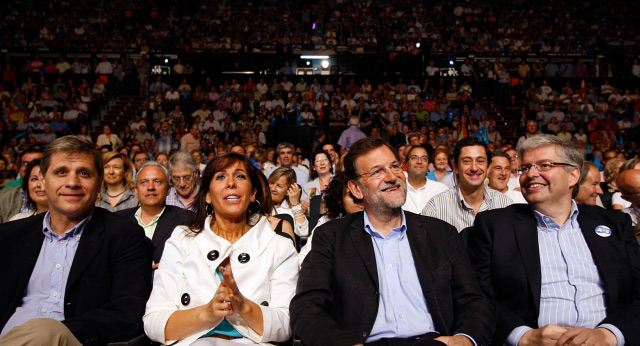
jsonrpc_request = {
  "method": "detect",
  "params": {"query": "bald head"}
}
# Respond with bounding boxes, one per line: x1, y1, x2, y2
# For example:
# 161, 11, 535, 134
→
617, 169, 640, 207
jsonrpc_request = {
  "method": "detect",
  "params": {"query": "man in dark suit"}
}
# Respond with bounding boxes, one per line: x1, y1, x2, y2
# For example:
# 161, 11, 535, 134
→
0, 136, 152, 345
468, 134, 640, 346
291, 137, 493, 346
117, 160, 193, 266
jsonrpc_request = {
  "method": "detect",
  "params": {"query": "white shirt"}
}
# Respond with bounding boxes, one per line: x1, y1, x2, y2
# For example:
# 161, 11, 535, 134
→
143, 217, 298, 346
402, 174, 449, 214
504, 188, 528, 204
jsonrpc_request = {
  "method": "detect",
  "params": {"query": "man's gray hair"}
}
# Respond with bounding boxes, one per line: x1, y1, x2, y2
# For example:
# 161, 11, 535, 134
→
519, 134, 584, 173
168, 150, 197, 175
276, 142, 295, 153
137, 160, 170, 182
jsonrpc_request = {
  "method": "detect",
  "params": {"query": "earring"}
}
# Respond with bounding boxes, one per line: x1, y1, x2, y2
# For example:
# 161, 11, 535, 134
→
205, 203, 214, 215
248, 200, 261, 214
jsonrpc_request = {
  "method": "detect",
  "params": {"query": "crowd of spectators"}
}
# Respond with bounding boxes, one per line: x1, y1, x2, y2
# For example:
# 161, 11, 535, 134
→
1, 0, 639, 54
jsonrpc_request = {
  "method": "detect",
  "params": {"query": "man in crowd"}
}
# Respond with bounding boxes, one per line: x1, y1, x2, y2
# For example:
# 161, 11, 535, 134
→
291, 137, 493, 346
0, 136, 151, 344
117, 161, 193, 267
575, 161, 604, 206
165, 151, 199, 211
422, 137, 513, 232
487, 151, 527, 204
266, 142, 308, 186
180, 124, 201, 152
402, 145, 449, 214
617, 169, 640, 242
337, 116, 366, 154
322, 143, 339, 170
468, 135, 640, 346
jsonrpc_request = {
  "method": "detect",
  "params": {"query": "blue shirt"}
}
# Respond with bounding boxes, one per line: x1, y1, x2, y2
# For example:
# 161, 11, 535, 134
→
507, 202, 625, 346
363, 210, 436, 342
1, 211, 93, 337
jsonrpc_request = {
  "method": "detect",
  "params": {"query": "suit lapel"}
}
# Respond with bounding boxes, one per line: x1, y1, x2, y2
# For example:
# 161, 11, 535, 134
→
67, 210, 104, 289
349, 214, 378, 287
513, 209, 542, 312
405, 215, 435, 294
577, 210, 617, 306
152, 208, 174, 249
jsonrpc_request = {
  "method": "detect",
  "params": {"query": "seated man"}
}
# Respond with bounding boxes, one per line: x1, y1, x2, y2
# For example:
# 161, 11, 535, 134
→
468, 135, 640, 346
0, 136, 152, 345
117, 161, 193, 266
291, 137, 493, 346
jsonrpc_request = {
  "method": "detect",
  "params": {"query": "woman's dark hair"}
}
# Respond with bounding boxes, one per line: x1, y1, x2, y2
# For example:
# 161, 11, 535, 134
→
322, 173, 363, 219
309, 150, 332, 180
21, 159, 42, 211
189, 153, 268, 235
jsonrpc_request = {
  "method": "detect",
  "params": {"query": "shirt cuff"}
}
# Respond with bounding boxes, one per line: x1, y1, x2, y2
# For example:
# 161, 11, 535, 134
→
506, 326, 532, 346
454, 333, 477, 346
598, 324, 625, 346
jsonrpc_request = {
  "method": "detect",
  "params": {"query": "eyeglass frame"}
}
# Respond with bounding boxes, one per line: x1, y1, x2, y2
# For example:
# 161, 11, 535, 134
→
515, 161, 576, 175
171, 172, 197, 184
357, 161, 404, 180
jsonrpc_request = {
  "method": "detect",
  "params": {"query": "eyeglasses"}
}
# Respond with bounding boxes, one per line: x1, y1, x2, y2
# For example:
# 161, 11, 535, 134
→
516, 161, 575, 174
135, 157, 149, 162
171, 173, 195, 184
409, 155, 428, 162
314, 158, 329, 163
358, 162, 404, 179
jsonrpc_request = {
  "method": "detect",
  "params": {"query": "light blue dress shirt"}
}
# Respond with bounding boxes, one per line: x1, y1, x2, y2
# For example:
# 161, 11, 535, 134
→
507, 202, 625, 346
0, 211, 93, 337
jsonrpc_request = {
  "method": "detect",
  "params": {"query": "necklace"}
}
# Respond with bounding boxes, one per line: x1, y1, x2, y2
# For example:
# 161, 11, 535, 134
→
106, 188, 126, 198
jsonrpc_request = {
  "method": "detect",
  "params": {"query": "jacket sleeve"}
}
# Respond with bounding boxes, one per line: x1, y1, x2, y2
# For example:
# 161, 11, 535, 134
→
62, 222, 152, 344
599, 212, 640, 345
467, 211, 529, 345
290, 225, 363, 346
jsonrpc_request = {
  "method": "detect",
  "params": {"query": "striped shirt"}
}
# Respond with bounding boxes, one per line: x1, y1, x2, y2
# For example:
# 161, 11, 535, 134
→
421, 185, 513, 232
507, 201, 625, 346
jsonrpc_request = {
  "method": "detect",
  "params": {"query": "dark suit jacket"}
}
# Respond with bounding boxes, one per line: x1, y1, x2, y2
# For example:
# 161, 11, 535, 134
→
291, 211, 494, 346
468, 204, 640, 346
0, 207, 152, 345
116, 205, 193, 263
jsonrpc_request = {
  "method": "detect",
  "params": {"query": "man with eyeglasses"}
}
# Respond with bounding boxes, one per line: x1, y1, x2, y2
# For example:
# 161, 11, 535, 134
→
402, 145, 448, 214
292, 137, 493, 346
421, 137, 513, 232
0, 147, 43, 223
165, 151, 199, 211
468, 135, 640, 346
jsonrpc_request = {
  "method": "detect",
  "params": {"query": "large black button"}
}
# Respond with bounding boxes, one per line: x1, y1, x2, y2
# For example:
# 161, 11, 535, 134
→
181, 293, 190, 306
238, 253, 250, 263
207, 250, 219, 261
261, 301, 269, 306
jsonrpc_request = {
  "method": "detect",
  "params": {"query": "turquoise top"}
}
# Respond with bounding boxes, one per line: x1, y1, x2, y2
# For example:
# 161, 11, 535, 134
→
200, 268, 243, 339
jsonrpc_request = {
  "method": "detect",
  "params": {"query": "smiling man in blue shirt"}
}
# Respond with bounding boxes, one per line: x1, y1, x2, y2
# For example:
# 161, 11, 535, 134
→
292, 137, 493, 346
468, 135, 640, 346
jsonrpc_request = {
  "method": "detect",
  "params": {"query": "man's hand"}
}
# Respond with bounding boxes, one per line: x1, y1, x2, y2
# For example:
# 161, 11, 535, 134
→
555, 327, 617, 346
435, 335, 473, 346
518, 325, 568, 346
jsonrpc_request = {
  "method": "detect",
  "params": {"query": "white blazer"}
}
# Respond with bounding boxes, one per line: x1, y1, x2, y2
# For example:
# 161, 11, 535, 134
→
143, 216, 299, 346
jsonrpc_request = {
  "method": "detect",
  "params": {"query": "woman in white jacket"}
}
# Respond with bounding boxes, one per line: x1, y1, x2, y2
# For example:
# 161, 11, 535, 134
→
144, 153, 298, 345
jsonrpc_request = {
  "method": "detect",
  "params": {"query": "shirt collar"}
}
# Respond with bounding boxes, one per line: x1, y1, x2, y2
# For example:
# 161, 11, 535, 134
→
42, 209, 94, 240
135, 206, 165, 226
363, 209, 407, 240
456, 184, 493, 209
533, 200, 579, 231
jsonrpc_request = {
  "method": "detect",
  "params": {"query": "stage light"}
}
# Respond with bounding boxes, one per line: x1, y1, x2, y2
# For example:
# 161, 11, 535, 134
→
321, 60, 329, 68
164, 58, 169, 63
449, 60, 454, 65
300, 55, 330, 59
415, 42, 421, 48
306, 61, 311, 66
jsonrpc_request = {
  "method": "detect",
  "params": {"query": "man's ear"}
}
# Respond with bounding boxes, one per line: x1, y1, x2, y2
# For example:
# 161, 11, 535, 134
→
347, 180, 364, 200
568, 166, 581, 191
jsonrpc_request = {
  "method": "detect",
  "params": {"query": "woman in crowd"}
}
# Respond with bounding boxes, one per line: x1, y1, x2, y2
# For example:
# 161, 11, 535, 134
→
301, 150, 333, 210
262, 148, 276, 174
9, 159, 49, 221
600, 157, 625, 210
77, 124, 92, 142
427, 147, 452, 182
144, 153, 298, 345
96, 152, 139, 212
156, 152, 169, 167
298, 173, 364, 267
96, 125, 122, 151
268, 167, 309, 237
